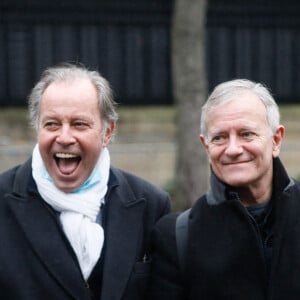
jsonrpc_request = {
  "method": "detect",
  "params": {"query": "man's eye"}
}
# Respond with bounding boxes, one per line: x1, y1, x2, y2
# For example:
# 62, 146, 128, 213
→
242, 132, 255, 139
211, 135, 225, 145
74, 122, 88, 129
44, 122, 58, 129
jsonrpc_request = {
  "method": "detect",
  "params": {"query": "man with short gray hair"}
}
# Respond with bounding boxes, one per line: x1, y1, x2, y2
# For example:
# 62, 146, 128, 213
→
148, 79, 300, 299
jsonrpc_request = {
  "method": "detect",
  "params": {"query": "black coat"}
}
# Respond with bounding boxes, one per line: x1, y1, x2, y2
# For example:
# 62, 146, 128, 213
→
149, 158, 300, 300
0, 158, 170, 300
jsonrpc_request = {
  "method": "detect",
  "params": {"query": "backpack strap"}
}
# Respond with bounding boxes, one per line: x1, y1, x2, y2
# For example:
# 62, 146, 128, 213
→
175, 208, 191, 272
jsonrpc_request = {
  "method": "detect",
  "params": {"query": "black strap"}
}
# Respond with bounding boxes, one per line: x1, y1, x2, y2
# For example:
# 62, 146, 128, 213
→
175, 208, 190, 272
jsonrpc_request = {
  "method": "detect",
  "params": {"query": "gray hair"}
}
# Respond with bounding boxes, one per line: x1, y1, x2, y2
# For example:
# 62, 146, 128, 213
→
200, 79, 280, 141
28, 63, 118, 136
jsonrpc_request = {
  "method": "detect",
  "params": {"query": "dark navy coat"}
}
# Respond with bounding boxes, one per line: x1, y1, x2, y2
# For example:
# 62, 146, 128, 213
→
149, 158, 300, 300
0, 158, 170, 300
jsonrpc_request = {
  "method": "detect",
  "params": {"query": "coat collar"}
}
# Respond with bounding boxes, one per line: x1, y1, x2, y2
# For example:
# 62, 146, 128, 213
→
206, 157, 293, 206
101, 167, 146, 300
7, 159, 89, 299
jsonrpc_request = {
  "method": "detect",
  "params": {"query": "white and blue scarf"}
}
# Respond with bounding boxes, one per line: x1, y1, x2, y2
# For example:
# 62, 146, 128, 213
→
32, 144, 110, 280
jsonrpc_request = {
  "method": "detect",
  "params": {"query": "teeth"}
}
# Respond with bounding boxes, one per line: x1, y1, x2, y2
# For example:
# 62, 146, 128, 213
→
55, 153, 78, 159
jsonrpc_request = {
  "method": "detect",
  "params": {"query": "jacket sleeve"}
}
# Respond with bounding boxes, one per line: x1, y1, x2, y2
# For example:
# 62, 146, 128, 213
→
147, 213, 187, 300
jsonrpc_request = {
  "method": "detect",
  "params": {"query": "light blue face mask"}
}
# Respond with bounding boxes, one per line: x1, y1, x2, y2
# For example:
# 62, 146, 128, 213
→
42, 167, 102, 194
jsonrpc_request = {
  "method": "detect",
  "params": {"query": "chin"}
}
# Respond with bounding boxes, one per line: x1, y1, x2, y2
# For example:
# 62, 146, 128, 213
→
55, 185, 76, 193
53, 179, 82, 193
223, 176, 251, 187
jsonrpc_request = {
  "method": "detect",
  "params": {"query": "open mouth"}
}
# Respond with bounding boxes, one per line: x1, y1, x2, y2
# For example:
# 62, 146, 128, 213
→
54, 153, 81, 175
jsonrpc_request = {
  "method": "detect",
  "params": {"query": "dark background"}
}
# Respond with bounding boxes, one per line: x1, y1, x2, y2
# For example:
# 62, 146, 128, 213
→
1, 0, 300, 106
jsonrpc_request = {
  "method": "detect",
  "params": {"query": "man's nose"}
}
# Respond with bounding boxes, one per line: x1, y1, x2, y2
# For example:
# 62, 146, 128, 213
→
224, 136, 243, 156
56, 126, 76, 145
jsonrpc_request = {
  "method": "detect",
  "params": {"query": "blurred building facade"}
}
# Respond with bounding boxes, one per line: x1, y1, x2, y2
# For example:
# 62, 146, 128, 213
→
1, 0, 300, 106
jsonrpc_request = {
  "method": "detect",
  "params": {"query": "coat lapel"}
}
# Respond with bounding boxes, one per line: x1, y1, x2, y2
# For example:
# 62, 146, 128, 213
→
100, 176, 146, 300
6, 192, 88, 299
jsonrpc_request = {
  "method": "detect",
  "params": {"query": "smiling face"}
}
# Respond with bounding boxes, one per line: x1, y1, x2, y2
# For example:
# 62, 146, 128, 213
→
200, 91, 284, 194
37, 78, 114, 192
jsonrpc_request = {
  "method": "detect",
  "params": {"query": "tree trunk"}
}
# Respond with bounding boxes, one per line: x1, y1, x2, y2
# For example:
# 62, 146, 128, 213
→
172, 0, 208, 209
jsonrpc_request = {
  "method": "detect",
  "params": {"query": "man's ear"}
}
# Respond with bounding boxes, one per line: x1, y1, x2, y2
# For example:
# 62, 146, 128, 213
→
272, 125, 285, 158
102, 122, 116, 147
200, 134, 209, 152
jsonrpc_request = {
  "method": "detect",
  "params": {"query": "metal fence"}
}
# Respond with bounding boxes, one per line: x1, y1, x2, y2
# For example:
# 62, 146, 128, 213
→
1, 0, 300, 106
206, 0, 300, 102
0, 0, 172, 106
